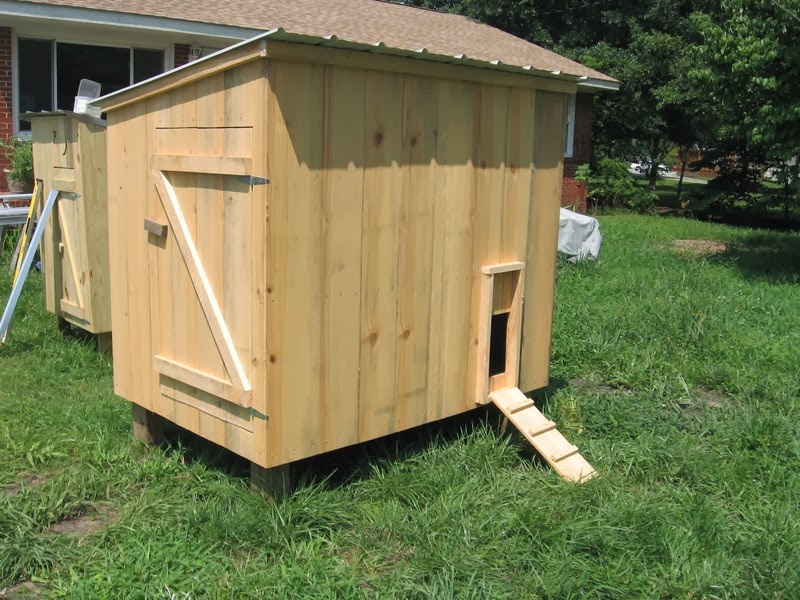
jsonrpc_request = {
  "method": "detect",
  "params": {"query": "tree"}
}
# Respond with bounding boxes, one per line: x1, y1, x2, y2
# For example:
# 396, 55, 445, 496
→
692, 0, 800, 209
404, 0, 712, 190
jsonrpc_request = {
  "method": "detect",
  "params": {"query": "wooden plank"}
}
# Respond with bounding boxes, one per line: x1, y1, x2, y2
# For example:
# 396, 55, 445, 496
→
132, 404, 164, 445
151, 154, 252, 176
245, 61, 270, 467
519, 92, 567, 393
501, 89, 536, 264
51, 179, 76, 193
158, 377, 256, 462
394, 75, 439, 431
474, 272, 494, 405
482, 261, 525, 275
144, 218, 168, 237
52, 166, 76, 182
159, 382, 254, 432
264, 60, 288, 465
29, 116, 59, 315
55, 198, 85, 311
319, 65, 365, 451
195, 170, 229, 451
500, 268, 525, 392
434, 79, 479, 419
154, 126, 253, 157
104, 110, 133, 399
222, 63, 258, 400
191, 168, 227, 386
162, 98, 198, 426
194, 71, 226, 128
251, 462, 294, 500
146, 92, 176, 421
359, 69, 404, 440
153, 355, 252, 408
264, 41, 578, 94
99, 40, 267, 112
59, 299, 84, 316
507, 398, 534, 414
268, 60, 325, 463
551, 445, 580, 462
490, 387, 595, 483
67, 133, 92, 327
78, 120, 112, 334
152, 170, 252, 393
118, 101, 154, 412
528, 420, 557, 437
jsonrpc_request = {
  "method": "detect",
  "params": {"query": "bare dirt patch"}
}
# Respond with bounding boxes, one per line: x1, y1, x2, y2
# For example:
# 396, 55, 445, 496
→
2, 473, 52, 499
694, 387, 732, 409
49, 503, 118, 537
678, 387, 735, 418
0, 581, 45, 598
570, 377, 619, 395
670, 239, 728, 254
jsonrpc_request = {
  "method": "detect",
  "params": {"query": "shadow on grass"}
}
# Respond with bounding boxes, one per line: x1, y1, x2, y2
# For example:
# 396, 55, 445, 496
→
156, 378, 574, 493
0, 317, 104, 358
711, 233, 800, 285
159, 405, 503, 491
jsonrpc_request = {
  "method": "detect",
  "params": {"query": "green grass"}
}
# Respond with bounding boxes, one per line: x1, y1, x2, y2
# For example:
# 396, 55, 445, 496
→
1, 217, 800, 598
637, 175, 800, 225
637, 177, 707, 208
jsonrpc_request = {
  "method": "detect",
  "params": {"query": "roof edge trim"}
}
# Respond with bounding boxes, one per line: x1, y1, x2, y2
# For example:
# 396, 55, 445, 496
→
0, 0, 260, 39
94, 28, 615, 110
577, 77, 620, 92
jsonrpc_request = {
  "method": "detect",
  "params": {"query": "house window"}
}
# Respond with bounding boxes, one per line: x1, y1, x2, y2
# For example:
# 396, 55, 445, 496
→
17, 39, 53, 126
564, 93, 576, 158
17, 39, 165, 132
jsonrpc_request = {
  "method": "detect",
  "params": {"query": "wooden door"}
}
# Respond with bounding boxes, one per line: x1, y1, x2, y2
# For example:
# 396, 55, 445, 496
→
47, 117, 91, 325
147, 127, 256, 416
53, 181, 91, 324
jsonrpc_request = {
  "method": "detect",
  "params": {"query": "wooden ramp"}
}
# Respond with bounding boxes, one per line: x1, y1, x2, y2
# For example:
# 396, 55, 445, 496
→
490, 387, 596, 483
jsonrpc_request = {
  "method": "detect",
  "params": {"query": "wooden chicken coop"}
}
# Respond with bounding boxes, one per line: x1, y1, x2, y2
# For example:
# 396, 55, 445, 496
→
27, 111, 112, 342
95, 30, 613, 490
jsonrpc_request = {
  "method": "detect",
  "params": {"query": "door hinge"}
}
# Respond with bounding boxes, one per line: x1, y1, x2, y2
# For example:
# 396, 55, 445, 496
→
237, 176, 269, 186
248, 407, 268, 420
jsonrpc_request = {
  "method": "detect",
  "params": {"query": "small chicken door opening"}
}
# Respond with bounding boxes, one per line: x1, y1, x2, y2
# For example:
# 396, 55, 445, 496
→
475, 262, 525, 404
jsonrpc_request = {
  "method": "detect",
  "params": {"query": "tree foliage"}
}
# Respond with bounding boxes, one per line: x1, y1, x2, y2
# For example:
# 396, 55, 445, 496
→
691, 0, 800, 205
403, 0, 800, 210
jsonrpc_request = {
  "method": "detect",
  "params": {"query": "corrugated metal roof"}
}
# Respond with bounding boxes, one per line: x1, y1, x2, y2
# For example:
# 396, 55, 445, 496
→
14, 0, 617, 85
94, 28, 614, 110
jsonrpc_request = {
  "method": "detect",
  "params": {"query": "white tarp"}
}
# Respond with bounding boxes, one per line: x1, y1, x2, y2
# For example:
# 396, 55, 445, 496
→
558, 208, 602, 262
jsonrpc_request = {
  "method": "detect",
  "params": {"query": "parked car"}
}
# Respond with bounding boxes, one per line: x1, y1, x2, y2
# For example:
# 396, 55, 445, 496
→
629, 160, 669, 175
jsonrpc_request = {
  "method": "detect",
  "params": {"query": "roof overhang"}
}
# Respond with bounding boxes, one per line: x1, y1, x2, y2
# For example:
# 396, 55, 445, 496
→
94, 27, 616, 110
0, 0, 261, 40
577, 78, 620, 92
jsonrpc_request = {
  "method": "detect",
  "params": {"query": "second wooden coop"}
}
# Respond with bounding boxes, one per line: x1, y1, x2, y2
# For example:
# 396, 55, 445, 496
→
27, 111, 111, 339
95, 30, 612, 486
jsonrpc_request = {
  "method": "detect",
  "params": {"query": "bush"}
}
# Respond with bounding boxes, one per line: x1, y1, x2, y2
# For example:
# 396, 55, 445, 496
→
1, 137, 34, 185
576, 158, 657, 213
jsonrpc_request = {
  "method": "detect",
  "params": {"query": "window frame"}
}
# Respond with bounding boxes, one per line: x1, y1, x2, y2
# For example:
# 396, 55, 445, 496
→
12, 34, 168, 138
564, 93, 576, 158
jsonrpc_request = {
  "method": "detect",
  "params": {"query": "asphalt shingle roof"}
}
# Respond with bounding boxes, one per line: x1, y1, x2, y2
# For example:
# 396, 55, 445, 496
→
19, 0, 615, 82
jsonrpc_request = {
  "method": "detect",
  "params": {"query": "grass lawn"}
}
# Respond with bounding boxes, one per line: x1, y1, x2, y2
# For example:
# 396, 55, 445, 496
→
639, 177, 707, 209
638, 176, 800, 228
1, 215, 799, 597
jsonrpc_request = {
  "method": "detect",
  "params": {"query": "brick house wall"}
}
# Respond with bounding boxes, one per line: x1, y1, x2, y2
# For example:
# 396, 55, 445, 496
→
0, 27, 12, 191
173, 43, 191, 68
561, 92, 593, 212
